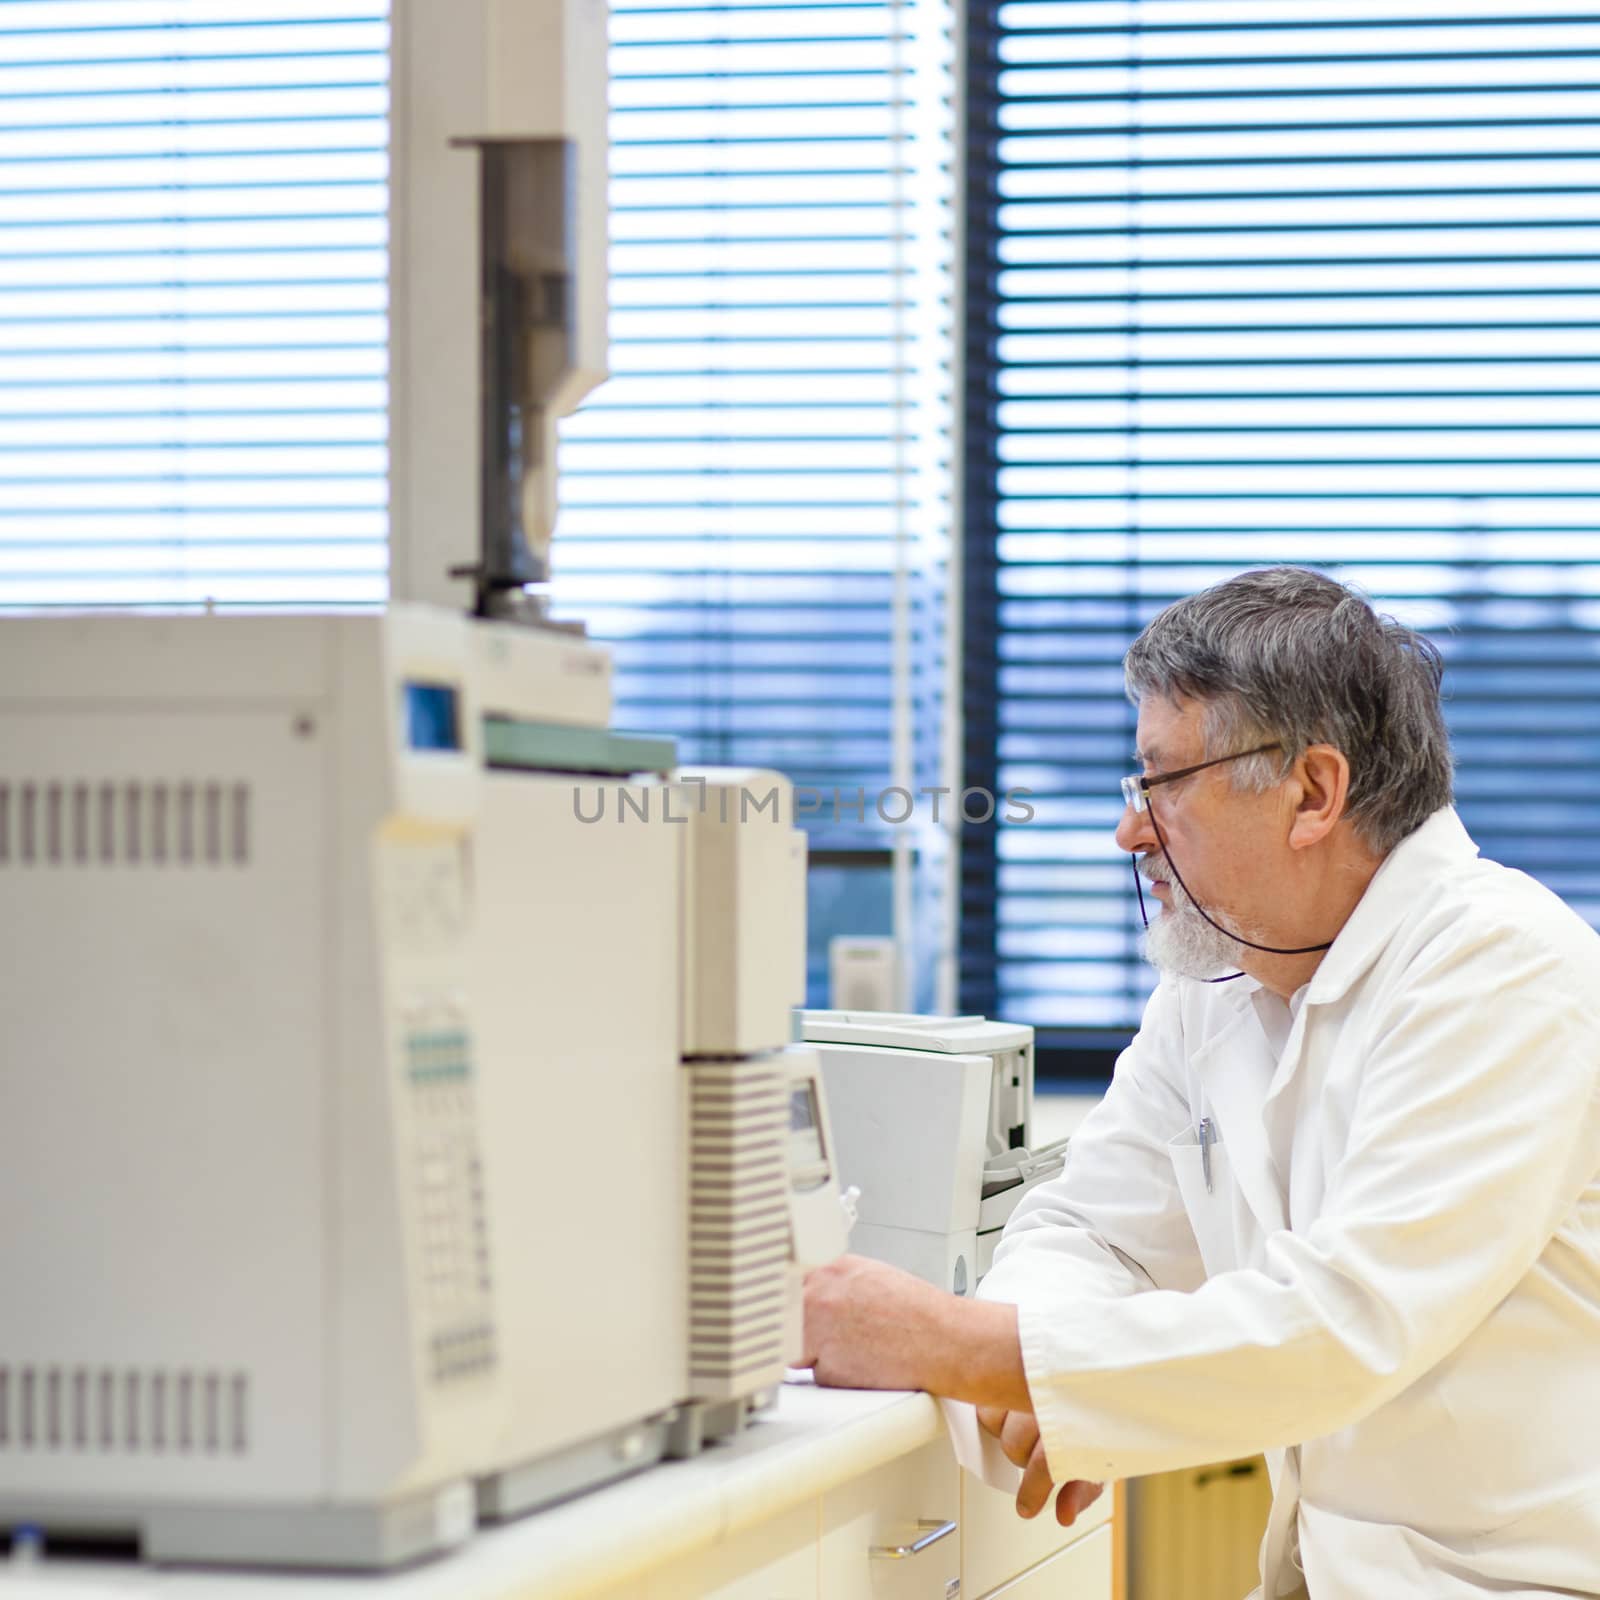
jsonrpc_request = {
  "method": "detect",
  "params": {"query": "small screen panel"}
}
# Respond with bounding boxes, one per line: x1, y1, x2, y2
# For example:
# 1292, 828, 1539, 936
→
789, 1082, 826, 1169
790, 1084, 817, 1133
405, 681, 461, 752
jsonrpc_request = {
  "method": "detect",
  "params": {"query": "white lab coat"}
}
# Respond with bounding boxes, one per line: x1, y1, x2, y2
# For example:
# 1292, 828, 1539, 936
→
980, 808, 1600, 1598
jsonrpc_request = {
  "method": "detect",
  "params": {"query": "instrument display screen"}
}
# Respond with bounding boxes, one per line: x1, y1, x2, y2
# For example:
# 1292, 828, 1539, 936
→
790, 1084, 817, 1133
405, 681, 462, 752
789, 1082, 826, 1171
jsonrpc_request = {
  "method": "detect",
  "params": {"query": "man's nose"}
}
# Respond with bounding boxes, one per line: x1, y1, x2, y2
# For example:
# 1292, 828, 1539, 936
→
1115, 800, 1158, 856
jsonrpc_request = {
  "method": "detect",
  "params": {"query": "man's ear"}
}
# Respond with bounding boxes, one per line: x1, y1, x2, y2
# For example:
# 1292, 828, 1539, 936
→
1287, 744, 1350, 851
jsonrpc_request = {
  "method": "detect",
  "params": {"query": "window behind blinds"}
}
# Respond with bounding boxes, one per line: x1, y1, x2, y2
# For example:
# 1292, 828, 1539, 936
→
962, 0, 1600, 1064
557, 0, 956, 1002
0, 0, 390, 610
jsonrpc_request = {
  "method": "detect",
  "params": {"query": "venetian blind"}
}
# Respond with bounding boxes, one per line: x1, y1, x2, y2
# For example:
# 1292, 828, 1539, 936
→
0, 0, 391, 610
556, 0, 957, 1001
962, 0, 1600, 1063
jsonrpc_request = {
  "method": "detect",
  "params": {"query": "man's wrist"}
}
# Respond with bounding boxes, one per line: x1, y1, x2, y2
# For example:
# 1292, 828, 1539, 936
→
923, 1292, 1030, 1412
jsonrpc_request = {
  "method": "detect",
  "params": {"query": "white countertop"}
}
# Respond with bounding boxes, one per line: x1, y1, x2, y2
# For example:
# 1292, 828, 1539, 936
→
0, 1386, 945, 1600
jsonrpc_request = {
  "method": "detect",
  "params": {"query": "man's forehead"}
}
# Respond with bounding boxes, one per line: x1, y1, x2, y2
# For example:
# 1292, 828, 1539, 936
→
1133, 696, 1202, 766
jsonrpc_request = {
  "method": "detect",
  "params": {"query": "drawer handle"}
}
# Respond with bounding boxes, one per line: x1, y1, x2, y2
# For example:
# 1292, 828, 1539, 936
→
870, 1518, 957, 1560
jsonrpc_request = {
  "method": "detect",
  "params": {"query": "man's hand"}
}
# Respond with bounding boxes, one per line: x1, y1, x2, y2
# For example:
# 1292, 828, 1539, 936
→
801, 1254, 953, 1391
976, 1406, 1105, 1528
801, 1254, 1032, 1409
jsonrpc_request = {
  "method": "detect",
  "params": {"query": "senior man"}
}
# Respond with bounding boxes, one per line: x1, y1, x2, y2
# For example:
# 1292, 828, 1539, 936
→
802, 567, 1600, 1599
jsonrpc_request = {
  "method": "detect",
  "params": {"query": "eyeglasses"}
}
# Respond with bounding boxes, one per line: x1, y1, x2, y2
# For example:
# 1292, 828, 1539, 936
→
1121, 742, 1282, 814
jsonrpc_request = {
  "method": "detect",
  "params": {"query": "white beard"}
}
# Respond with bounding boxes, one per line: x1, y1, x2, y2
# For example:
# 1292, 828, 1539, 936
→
1139, 858, 1249, 981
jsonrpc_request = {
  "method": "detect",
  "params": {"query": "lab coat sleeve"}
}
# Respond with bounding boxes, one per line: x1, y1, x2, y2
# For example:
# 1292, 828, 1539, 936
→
1017, 922, 1600, 1485
979, 977, 1208, 1311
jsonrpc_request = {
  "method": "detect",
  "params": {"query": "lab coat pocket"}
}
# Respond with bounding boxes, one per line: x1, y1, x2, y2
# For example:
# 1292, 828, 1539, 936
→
1168, 1125, 1239, 1275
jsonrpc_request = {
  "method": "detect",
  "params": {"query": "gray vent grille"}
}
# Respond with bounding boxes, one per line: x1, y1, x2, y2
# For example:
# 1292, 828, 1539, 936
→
0, 782, 251, 868
0, 1366, 250, 1456
686, 1060, 792, 1400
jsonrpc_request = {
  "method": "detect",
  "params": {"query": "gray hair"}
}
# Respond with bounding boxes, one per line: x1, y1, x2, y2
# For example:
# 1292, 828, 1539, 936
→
1123, 567, 1453, 855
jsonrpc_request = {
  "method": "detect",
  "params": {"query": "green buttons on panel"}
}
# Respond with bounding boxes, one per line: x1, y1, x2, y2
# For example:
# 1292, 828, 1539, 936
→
405, 1029, 471, 1085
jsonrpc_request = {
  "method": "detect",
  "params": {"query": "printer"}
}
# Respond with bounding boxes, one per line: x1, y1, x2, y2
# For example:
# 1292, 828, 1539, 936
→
800, 1012, 1069, 1297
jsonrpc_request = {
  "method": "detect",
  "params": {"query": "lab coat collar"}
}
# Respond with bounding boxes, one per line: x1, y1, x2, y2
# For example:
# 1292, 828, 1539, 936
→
1304, 806, 1478, 1008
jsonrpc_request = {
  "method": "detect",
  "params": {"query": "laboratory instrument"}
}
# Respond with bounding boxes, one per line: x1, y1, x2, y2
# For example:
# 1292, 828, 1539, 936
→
0, 0, 837, 1566
828, 934, 901, 1013
800, 1012, 1069, 1297
0, 622, 830, 1566
670, 771, 819, 1454
0, 607, 636, 1565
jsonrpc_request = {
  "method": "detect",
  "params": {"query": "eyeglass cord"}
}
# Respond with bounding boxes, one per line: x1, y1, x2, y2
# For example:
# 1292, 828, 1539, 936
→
1131, 809, 1334, 981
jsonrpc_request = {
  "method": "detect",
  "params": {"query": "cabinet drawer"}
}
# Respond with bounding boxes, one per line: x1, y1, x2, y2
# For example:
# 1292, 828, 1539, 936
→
962, 1468, 1113, 1598
982, 1522, 1113, 1600
647, 1499, 818, 1600
819, 1439, 961, 1600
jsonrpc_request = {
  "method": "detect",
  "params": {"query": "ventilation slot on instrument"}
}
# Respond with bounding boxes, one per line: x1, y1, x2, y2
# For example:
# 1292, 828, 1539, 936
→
71, 784, 89, 864
45, 783, 62, 864
151, 785, 168, 865
685, 1060, 792, 1402
0, 1365, 250, 1456
0, 782, 252, 869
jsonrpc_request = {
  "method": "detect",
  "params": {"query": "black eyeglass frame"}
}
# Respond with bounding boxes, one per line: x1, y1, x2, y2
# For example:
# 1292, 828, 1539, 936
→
1121, 741, 1283, 814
